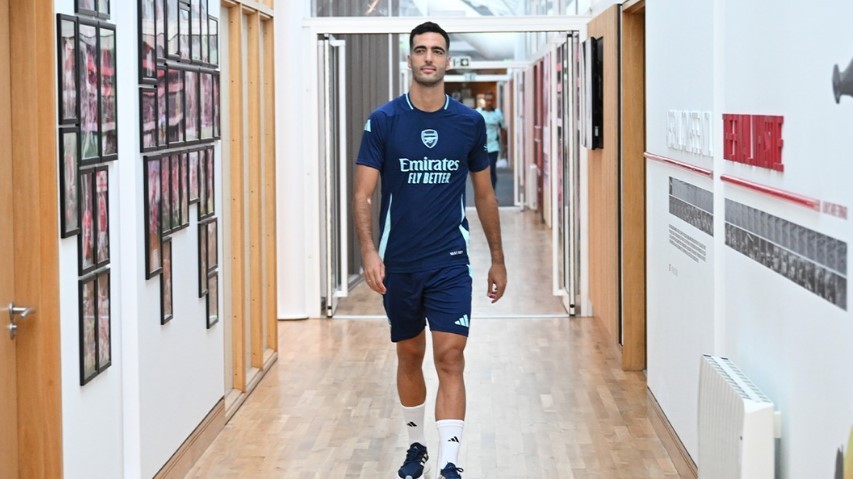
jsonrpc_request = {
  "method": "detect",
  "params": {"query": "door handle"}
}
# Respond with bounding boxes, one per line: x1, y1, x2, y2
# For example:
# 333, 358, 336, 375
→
8, 303, 36, 340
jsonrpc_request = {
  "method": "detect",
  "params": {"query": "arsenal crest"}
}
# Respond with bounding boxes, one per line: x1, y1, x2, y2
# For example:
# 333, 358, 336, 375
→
421, 129, 438, 148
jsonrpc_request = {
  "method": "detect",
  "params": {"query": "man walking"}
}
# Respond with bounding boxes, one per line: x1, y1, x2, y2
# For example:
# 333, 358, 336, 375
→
352, 21, 507, 479
476, 91, 505, 191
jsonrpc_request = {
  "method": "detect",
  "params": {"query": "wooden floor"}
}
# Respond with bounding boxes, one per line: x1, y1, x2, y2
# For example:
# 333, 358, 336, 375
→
187, 209, 681, 478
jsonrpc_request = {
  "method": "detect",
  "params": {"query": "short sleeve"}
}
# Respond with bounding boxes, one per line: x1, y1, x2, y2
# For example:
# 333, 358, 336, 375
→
497, 108, 505, 128
356, 111, 385, 170
468, 115, 490, 172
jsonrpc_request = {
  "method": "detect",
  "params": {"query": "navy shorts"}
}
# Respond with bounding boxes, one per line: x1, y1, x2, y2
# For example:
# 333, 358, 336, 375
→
382, 264, 473, 342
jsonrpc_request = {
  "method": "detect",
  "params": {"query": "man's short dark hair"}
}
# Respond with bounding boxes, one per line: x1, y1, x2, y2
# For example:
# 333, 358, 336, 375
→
409, 21, 450, 51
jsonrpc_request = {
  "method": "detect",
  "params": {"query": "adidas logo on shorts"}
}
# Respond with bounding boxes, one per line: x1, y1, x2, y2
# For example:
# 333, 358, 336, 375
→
454, 315, 469, 328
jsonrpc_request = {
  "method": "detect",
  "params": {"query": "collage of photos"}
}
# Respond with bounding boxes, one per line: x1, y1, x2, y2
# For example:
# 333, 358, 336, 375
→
79, 269, 111, 385
144, 147, 217, 326
668, 177, 714, 237
725, 199, 848, 310
138, 0, 220, 153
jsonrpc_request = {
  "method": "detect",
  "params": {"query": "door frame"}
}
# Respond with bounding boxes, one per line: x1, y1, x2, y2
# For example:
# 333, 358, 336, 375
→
7, 0, 63, 475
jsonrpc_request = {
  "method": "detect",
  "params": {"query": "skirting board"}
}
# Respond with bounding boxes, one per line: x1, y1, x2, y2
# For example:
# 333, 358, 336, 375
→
154, 398, 226, 479
647, 389, 698, 479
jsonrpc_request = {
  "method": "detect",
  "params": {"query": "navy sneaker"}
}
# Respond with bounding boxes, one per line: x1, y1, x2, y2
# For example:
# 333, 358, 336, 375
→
438, 463, 464, 479
397, 442, 430, 479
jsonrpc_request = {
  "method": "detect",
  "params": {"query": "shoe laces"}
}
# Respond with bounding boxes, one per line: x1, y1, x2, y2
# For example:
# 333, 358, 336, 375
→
440, 463, 463, 478
403, 443, 427, 465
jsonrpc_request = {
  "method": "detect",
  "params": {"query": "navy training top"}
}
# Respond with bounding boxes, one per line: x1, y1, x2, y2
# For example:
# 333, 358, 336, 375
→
356, 93, 489, 273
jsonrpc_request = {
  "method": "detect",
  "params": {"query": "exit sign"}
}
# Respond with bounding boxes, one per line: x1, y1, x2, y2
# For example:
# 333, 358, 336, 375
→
451, 56, 471, 69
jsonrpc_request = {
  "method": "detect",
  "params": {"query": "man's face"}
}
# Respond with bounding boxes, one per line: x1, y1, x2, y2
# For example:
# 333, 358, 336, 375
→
483, 94, 495, 111
408, 32, 449, 87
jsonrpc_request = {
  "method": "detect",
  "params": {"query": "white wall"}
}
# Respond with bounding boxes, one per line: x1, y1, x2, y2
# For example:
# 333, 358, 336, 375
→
55, 0, 225, 477
647, 0, 853, 476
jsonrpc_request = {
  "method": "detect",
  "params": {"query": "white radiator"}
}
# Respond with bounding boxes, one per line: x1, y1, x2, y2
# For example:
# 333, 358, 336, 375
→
698, 355, 778, 479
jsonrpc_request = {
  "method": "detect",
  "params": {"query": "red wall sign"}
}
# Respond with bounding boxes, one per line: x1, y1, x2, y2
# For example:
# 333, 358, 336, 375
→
722, 114, 784, 171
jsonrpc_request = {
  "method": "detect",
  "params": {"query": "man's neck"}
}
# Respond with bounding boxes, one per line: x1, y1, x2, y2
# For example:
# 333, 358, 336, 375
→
408, 83, 446, 112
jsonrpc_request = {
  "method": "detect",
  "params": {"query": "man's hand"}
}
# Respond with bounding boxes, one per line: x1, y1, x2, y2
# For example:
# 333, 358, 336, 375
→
486, 262, 507, 303
362, 250, 387, 294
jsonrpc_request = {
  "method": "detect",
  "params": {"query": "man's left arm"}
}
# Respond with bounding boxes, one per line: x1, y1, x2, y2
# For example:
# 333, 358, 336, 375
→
470, 169, 507, 303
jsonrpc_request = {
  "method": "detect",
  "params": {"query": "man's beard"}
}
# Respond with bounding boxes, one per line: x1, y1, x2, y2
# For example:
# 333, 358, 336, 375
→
412, 69, 444, 87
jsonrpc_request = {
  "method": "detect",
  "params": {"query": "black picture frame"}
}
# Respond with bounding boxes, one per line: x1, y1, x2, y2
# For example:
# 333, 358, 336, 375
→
590, 36, 604, 150
155, 0, 165, 61
78, 18, 100, 163
184, 69, 200, 143
200, 0, 209, 65
143, 155, 163, 278
99, 23, 118, 161
76, 0, 98, 18
161, 237, 173, 324
179, 2, 190, 62
170, 153, 181, 230
190, 0, 201, 63
166, 0, 180, 60
204, 147, 215, 217
167, 67, 185, 145
157, 67, 168, 147
206, 270, 219, 329
94, 167, 110, 268
138, 0, 157, 85
188, 149, 199, 203
96, 269, 111, 372
197, 148, 206, 217
140, 86, 158, 152
79, 275, 97, 385
98, 0, 111, 19
199, 71, 213, 139
198, 221, 208, 297
59, 126, 81, 238
208, 16, 218, 67
212, 72, 220, 138
206, 218, 217, 272
160, 155, 172, 234
181, 152, 190, 225
57, 15, 79, 125
78, 168, 96, 275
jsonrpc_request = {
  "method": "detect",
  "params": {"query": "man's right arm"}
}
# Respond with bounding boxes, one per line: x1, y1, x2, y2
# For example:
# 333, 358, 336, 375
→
353, 165, 386, 294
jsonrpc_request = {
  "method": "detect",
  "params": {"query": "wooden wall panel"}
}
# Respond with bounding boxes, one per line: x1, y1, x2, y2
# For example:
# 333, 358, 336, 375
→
247, 12, 263, 369
262, 17, 277, 351
620, 3, 646, 370
587, 6, 621, 343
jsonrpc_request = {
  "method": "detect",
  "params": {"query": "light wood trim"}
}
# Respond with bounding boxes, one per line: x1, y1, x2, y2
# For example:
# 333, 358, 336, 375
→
154, 399, 226, 479
648, 389, 698, 479
261, 17, 277, 350
620, 3, 646, 371
247, 12, 263, 369
622, 0, 645, 14
586, 6, 620, 346
228, 0, 273, 17
227, 3, 246, 391
11, 0, 63, 476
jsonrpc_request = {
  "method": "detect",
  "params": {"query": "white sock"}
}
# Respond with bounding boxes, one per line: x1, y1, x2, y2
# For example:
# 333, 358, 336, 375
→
402, 402, 427, 447
436, 419, 464, 472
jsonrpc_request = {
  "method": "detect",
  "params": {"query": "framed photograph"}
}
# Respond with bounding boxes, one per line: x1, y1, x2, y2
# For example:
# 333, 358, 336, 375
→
155, 0, 165, 61
94, 167, 109, 267
166, 0, 179, 59
179, 2, 190, 62
191, 0, 201, 63
207, 218, 217, 272
76, 0, 98, 18
181, 152, 190, 224
212, 73, 220, 138
198, 149, 207, 215
157, 67, 168, 147
78, 168, 96, 275
206, 270, 219, 329
167, 68, 185, 145
160, 155, 171, 234
200, 0, 208, 65
98, 0, 110, 18
200, 71, 213, 139
198, 221, 208, 297
138, 0, 157, 84
79, 275, 97, 385
189, 149, 199, 203
143, 155, 162, 278
204, 147, 215, 217
57, 15, 78, 124
170, 153, 181, 230
99, 24, 117, 161
59, 127, 80, 238
184, 69, 199, 142
78, 19, 100, 163
208, 16, 218, 66
161, 237, 173, 324
140, 87, 157, 152
96, 269, 111, 371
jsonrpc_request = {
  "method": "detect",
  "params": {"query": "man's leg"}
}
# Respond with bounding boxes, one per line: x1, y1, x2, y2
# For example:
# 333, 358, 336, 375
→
395, 332, 431, 478
488, 151, 498, 190
432, 331, 467, 476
